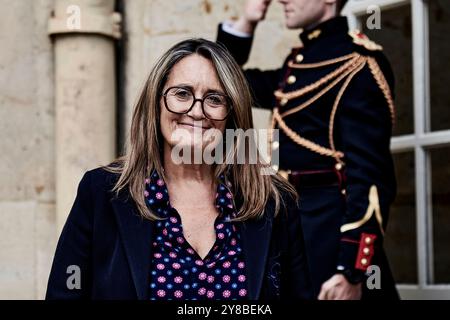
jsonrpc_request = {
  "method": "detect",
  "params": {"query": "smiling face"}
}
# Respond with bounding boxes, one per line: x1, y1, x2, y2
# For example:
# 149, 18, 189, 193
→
160, 54, 228, 154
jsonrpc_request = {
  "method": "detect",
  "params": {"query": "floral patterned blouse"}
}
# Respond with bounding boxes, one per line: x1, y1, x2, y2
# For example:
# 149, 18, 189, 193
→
145, 171, 248, 300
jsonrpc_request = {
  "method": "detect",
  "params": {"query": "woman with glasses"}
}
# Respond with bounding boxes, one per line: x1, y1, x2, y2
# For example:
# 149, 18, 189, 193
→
46, 38, 312, 300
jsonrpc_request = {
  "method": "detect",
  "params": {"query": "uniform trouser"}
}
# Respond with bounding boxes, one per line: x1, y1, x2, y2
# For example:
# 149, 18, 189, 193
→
297, 184, 399, 299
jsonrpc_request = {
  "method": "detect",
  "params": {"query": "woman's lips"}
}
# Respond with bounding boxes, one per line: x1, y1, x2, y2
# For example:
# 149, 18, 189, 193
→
177, 122, 210, 130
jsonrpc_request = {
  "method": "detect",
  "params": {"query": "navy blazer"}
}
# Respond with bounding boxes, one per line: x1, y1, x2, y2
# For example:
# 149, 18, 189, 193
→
46, 167, 312, 300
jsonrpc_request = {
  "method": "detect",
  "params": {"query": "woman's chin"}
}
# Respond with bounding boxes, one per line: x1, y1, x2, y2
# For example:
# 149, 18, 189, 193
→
169, 138, 222, 162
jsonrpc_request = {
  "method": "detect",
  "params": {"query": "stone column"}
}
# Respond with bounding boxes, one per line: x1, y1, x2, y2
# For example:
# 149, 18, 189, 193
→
48, 0, 121, 232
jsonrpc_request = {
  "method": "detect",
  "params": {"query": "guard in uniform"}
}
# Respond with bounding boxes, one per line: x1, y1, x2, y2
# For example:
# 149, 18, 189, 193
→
217, 13, 399, 299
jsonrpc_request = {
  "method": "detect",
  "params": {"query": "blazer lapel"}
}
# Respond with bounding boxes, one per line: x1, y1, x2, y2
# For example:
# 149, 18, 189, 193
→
240, 205, 274, 300
110, 186, 274, 300
111, 194, 153, 300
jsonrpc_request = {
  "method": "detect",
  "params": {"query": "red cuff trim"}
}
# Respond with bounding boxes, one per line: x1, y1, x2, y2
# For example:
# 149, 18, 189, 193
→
355, 233, 377, 271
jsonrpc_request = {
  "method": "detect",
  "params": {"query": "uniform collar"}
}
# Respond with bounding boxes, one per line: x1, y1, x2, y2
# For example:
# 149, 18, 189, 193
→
299, 16, 349, 47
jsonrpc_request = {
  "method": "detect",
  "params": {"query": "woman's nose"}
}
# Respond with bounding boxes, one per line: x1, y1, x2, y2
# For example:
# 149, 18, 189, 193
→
187, 99, 205, 120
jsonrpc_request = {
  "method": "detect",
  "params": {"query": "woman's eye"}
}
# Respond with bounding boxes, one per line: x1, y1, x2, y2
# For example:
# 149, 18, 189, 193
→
206, 95, 226, 105
173, 89, 191, 100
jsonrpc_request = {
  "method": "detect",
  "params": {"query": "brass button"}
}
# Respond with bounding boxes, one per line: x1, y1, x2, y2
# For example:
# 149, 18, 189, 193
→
335, 163, 343, 171
280, 98, 288, 106
287, 75, 296, 84
365, 237, 372, 245
295, 54, 304, 63
272, 141, 280, 150
361, 258, 368, 266
363, 247, 370, 255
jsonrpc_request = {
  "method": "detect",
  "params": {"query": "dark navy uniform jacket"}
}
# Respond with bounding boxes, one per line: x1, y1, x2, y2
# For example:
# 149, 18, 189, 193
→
46, 167, 312, 300
218, 16, 398, 298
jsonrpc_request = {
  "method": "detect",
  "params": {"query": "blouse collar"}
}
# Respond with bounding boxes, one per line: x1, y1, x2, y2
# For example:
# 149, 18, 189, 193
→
144, 170, 237, 218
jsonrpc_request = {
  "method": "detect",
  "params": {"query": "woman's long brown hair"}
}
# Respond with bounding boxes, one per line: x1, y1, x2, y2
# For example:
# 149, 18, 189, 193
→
104, 38, 297, 221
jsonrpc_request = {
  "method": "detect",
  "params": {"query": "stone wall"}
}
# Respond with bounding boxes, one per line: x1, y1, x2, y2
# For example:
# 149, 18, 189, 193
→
0, 0, 55, 299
